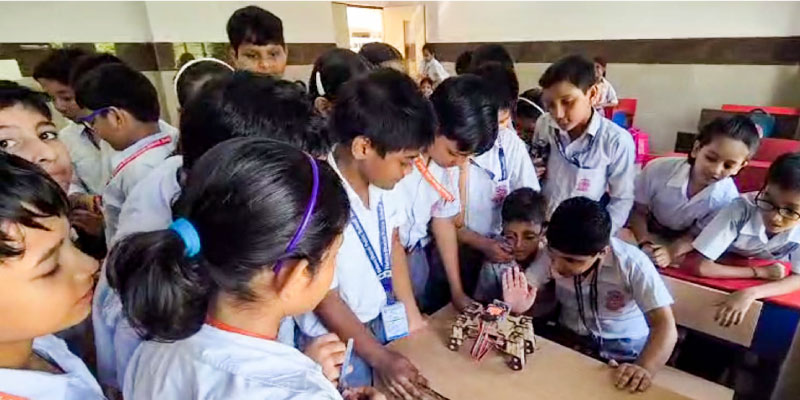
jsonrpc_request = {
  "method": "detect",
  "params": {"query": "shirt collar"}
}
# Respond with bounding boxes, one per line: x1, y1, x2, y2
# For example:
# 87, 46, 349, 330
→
327, 149, 380, 211
740, 197, 769, 243
666, 161, 691, 189
109, 131, 169, 171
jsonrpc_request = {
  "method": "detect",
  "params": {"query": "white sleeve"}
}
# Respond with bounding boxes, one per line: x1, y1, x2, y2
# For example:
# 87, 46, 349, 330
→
633, 162, 655, 206
605, 131, 636, 233
606, 82, 619, 105
790, 246, 800, 275
628, 249, 674, 312
505, 129, 540, 191
432, 167, 460, 219
692, 199, 747, 260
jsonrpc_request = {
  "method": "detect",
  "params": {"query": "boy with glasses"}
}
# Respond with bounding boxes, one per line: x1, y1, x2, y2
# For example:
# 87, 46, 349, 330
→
692, 152, 800, 327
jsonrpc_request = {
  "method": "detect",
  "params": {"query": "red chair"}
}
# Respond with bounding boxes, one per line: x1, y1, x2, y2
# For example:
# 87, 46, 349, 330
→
721, 104, 800, 116
752, 137, 800, 162
733, 139, 800, 192
604, 98, 638, 124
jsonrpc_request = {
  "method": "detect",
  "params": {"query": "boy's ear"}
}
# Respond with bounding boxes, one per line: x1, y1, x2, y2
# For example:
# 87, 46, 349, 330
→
107, 107, 125, 130
351, 136, 372, 161
587, 83, 601, 106
314, 97, 332, 117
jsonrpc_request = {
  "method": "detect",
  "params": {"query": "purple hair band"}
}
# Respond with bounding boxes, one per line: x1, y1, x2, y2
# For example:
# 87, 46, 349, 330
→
275, 154, 320, 273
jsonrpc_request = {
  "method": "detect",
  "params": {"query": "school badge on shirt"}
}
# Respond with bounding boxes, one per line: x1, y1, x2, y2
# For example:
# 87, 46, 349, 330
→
605, 290, 626, 311
492, 182, 510, 205
576, 178, 591, 193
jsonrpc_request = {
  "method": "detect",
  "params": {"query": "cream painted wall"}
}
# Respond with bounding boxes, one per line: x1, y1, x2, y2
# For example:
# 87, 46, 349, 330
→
426, 1, 800, 42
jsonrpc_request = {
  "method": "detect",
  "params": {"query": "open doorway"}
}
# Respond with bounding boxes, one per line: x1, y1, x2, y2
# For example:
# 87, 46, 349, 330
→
346, 5, 384, 52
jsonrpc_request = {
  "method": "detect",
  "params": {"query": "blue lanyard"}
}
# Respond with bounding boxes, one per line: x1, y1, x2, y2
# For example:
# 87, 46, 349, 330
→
349, 199, 393, 295
552, 119, 601, 169
469, 147, 507, 181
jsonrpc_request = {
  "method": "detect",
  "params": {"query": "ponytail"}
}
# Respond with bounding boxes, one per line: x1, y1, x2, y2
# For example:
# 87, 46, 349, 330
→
106, 229, 211, 341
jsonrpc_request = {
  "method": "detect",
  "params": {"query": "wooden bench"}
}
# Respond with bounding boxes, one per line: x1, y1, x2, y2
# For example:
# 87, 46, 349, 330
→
656, 366, 734, 400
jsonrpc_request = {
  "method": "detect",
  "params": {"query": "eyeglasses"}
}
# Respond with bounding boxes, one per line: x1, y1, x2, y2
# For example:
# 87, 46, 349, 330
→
755, 191, 800, 221
77, 107, 111, 125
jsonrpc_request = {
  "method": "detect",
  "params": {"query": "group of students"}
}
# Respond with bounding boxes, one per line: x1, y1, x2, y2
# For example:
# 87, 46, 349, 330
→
2, 4, 800, 400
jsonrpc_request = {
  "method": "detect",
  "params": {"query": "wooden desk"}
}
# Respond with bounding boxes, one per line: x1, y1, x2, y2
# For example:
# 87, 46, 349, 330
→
385, 305, 704, 400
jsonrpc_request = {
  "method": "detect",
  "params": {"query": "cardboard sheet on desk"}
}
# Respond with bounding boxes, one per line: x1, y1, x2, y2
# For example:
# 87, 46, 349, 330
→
667, 254, 800, 309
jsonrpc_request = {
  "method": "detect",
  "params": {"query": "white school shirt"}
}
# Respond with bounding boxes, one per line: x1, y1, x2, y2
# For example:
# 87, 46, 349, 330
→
294, 152, 407, 337
465, 126, 540, 236
0, 335, 106, 400
113, 155, 182, 244
535, 110, 635, 234
595, 77, 619, 112
635, 157, 740, 236
396, 158, 461, 249
419, 58, 450, 86
58, 122, 104, 195
693, 195, 800, 273
102, 131, 176, 247
527, 238, 674, 340
123, 324, 341, 400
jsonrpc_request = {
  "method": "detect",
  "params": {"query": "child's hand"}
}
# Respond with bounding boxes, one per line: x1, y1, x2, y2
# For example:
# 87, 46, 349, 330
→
649, 244, 672, 268
303, 333, 347, 383
375, 350, 426, 400
343, 386, 387, 400
608, 359, 653, 393
481, 238, 513, 263
408, 312, 428, 334
502, 266, 537, 314
451, 291, 475, 312
533, 158, 547, 179
715, 290, 757, 327
70, 209, 105, 237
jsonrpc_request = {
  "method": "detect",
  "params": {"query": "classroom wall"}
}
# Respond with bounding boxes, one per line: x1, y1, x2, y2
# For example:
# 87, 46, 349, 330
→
427, 1, 800, 153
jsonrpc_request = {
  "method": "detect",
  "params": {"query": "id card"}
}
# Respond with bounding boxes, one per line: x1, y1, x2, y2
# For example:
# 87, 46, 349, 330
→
381, 302, 409, 341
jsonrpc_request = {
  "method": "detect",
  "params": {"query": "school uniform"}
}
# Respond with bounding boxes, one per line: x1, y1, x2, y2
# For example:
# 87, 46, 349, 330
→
102, 131, 176, 247
535, 110, 635, 234
693, 195, 800, 272
474, 247, 545, 304
123, 324, 341, 400
635, 156, 740, 238
396, 157, 460, 305
59, 122, 104, 195
465, 126, 540, 237
594, 77, 619, 113
0, 335, 106, 400
294, 151, 407, 386
419, 58, 450, 86
527, 237, 674, 360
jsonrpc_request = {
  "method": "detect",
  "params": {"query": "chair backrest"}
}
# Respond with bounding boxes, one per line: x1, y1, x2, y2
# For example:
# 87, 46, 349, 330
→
753, 137, 800, 162
722, 104, 800, 116
603, 98, 638, 124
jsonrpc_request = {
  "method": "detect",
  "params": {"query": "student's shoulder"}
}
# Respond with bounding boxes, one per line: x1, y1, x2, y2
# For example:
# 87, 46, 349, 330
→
499, 126, 527, 150
599, 117, 634, 148
611, 237, 659, 275
709, 177, 741, 203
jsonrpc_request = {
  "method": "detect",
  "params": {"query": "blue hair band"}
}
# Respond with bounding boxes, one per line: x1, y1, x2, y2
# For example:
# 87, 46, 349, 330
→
170, 218, 201, 257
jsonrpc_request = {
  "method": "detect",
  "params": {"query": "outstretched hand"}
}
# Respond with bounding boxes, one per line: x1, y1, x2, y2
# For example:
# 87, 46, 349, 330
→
502, 266, 537, 314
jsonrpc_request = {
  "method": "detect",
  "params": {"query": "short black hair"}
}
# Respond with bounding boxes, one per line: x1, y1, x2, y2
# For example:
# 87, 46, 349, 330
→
502, 188, 547, 225
0, 80, 52, 120
517, 88, 544, 120
470, 44, 514, 71
74, 63, 160, 122
455, 50, 472, 75
33, 48, 90, 86
309, 48, 370, 100
358, 42, 403, 67
68, 53, 123, 88
767, 152, 800, 192
422, 43, 434, 55
420, 77, 434, 87
547, 197, 610, 256
175, 59, 233, 107
539, 54, 598, 92
180, 71, 328, 169
227, 5, 285, 52
430, 75, 498, 155
331, 68, 436, 156
689, 115, 760, 165
593, 56, 607, 68
0, 152, 69, 260
472, 62, 519, 111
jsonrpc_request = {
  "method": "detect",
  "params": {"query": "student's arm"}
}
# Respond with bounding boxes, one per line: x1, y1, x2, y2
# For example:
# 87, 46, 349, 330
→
457, 227, 513, 263
431, 216, 472, 311
688, 199, 746, 277
716, 274, 800, 327
605, 134, 636, 234
614, 306, 677, 392
505, 131, 540, 191
600, 82, 619, 108
628, 203, 652, 245
391, 228, 426, 332
314, 291, 425, 398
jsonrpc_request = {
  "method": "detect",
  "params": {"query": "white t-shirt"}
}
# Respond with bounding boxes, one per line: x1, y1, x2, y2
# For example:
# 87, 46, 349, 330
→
527, 237, 674, 340
693, 195, 800, 273
396, 157, 460, 248
635, 156, 740, 236
419, 58, 450, 86
124, 324, 341, 400
0, 335, 106, 400
465, 127, 540, 236
294, 152, 407, 337
58, 122, 104, 195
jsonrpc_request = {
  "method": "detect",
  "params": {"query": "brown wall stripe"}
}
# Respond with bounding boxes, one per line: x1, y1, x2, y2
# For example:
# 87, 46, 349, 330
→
430, 36, 800, 65
0, 42, 336, 76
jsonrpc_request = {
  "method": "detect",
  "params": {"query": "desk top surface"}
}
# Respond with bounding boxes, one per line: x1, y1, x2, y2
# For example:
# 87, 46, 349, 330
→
385, 305, 692, 400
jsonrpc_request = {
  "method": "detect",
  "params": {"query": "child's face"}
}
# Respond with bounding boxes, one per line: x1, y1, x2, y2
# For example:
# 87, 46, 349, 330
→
690, 136, 750, 187
0, 105, 73, 191
594, 63, 605, 78
423, 50, 433, 62
233, 42, 287, 77
37, 79, 82, 122
83, 107, 129, 151
498, 108, 512, 130
421, 82, 433, 98
0, 215, 98, 342
547, 246, 607, 278
514, 116, 537, 143
756, 184, 800, 234
428, 135, 471, 168
502, 221, 543, 262
357, 140, 419, 190
541, 81, 598, 133
298, 235, 342, 313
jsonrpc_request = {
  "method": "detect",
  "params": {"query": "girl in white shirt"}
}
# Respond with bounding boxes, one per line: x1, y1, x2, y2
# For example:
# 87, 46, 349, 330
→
106, 138, 382, 400
0, 152, 104, 400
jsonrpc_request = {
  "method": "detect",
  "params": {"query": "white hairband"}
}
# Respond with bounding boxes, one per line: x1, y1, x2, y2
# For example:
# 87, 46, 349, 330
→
173, 57, 234, 98
315, 71, 326, 97
517, 96, 545, 115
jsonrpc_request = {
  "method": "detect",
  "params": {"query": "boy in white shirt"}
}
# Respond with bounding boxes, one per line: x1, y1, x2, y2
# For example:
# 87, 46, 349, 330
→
593, 57, 619, 112
419, 44, 449, 87
691, 152, 800, 327
295, 69, 434, 396
507, 197, 677, 393
74, 63, 176, 247
535, 54, 635, 234
396, 74, 499, 312
227, 5, 287, 77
